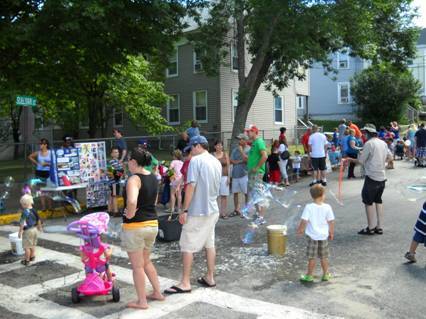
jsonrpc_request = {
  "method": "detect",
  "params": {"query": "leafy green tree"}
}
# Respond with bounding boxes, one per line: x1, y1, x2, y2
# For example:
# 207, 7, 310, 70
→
352, 63, 421, 126
31, 0, 202, 137
107, 55, 171, 135
189, 0, 418, 145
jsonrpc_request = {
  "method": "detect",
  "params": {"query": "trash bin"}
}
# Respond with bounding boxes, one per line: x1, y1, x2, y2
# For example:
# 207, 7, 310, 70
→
266, 225, 287, 256
9, 232, 24, 255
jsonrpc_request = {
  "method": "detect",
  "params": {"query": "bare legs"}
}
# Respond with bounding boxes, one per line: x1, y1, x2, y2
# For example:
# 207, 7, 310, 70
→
233, 193, 248, 214
364, 203, 384, 229
219, 196, 228, 218
408, 240, 419, 254
24, 247, 35, 262
127, 248, 164, 310
177, 247, 216, 291
306, 258, 329, 277
169, 185, 182, 212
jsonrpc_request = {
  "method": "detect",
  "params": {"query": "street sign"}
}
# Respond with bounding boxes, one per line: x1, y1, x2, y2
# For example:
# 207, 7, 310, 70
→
16, 95, 37, 107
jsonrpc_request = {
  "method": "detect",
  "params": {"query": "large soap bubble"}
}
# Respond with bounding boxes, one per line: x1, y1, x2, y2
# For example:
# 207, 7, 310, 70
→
241, 222, 259, 245
4, 176, 14, 188
0, 191, 10, 200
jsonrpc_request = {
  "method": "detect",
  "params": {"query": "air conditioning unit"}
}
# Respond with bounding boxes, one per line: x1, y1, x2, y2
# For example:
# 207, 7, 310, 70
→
340, 97, 348, 103
339, 61, 348, 68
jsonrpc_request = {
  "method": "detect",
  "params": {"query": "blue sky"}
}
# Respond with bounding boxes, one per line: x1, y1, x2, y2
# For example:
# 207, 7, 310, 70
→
413, 0, 426, 28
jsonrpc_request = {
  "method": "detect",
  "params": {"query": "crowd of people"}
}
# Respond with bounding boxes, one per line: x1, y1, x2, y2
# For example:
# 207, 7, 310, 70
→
17, 118, 426, 310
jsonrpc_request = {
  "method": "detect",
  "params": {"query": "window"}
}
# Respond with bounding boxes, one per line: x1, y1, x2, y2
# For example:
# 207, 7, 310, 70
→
166, 48, 178, 77
274, 96, 283, 123
231, 89, 238, 122
193, 90, 208, 123
297, 95, 306, 109
231, 41, 238, 71
337, 50, 350, 69
338, 82, 351, 104
193, 50, 203, 73
167, 94, 180, 125
113, 106, 124, 127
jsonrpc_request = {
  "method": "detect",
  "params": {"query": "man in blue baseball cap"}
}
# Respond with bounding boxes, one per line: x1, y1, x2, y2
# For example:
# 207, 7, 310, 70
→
165, 135, 222, 294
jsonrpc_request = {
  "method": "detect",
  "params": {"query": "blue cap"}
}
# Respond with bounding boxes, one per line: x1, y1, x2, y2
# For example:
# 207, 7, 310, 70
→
183, 135, 208, 152
138, 138, 148, 147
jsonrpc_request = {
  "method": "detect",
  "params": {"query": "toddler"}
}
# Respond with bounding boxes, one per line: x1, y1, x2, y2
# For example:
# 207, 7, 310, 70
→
293, 151, 302, 181
168, 149, 184, 213
267, 145, 281, 185
18, 194, 42, 265
297, 184, 335, 282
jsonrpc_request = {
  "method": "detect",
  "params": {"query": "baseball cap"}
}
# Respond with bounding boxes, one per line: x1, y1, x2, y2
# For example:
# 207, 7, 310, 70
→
183, 135, 208, 152
245, 124, 259, 134
360, 123, 377, 134
236, 133, 249, 141
138, 138, 148, 147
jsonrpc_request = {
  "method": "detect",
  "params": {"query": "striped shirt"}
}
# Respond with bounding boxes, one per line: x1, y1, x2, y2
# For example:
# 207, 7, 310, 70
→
414, 201, 426, 236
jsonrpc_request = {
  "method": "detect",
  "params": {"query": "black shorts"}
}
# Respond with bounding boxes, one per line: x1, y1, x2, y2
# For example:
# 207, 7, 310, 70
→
311, 157, 326, 171
35, 170, 50, 180
362, 176, 386, 205
109, 183, 121, 196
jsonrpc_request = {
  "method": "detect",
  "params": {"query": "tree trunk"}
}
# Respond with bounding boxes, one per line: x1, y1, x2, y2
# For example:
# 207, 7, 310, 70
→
10, 101, 22, 159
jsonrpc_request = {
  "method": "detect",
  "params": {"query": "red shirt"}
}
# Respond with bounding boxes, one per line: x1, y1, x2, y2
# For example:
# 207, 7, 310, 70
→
181, 159, 191, 190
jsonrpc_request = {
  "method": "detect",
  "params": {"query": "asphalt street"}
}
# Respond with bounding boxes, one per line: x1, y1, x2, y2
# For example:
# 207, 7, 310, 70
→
0, 159, 425, 319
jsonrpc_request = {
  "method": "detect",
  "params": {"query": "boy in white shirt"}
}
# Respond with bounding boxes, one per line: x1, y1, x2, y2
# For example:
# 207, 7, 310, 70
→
297, 184, 335, 282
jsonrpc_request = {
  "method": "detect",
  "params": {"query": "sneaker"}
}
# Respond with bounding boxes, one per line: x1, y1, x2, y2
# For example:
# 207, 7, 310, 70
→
254, 216, 266, 225
309, 181, 318, 187
300, 274, 314, 282
320, 180, 327, 187
321, 273, 332, 281
404, 252, 417, 263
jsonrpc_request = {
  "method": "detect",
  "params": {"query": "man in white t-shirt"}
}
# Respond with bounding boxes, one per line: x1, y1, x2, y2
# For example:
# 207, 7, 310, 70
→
308, 125, 328, 186
165, 135, 222, 294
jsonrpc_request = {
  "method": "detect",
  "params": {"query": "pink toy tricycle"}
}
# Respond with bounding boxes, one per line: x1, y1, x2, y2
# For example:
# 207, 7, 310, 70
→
67, 212, 120, 303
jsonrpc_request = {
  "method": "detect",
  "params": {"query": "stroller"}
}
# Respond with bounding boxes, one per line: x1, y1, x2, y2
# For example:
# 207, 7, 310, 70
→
414, 147, 426, 167
67, 212, 120, 303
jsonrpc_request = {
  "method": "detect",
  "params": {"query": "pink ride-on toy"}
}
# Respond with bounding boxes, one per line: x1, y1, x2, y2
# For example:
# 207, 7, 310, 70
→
67, 212, 120, 303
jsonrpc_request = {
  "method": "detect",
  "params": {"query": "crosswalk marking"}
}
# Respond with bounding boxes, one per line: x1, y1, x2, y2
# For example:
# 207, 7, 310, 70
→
0, 225, 341, 319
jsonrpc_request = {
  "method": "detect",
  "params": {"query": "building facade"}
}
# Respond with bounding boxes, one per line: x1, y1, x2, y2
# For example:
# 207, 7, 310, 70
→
309, 51, 368, 120
408, 28, 426, 103
163, 37, 309, 145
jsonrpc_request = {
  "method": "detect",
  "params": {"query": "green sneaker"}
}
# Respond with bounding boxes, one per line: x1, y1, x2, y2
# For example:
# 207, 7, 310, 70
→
300, 274, 314, 282
322, 273, 332, 281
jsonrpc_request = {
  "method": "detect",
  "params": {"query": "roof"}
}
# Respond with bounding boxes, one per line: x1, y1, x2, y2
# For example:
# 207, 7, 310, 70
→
418, 28, 426, 45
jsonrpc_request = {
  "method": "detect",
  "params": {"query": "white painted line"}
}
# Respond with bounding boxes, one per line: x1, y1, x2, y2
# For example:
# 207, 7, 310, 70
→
0, 225, 161, 260
21, 271, 85, 295
0, 283, 98, 319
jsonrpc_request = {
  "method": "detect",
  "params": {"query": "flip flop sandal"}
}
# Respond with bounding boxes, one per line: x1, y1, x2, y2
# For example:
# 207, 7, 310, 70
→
374, 227, 383, 235
163, 285, 192, 295
21, 260, 30, 266
220, 215, 228, 220
197, 277, 216, 288
30, 256, 35, 261
228, 211, 240, 217
358, 227, 375, 235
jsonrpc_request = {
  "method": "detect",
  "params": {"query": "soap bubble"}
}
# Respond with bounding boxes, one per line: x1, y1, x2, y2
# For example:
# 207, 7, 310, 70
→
399, 179, 426, 202
0, 191, 10, 200
241, 222, 259, 245
273, 189, 298, 209
106, 221, 121, 239
328, 189, 344, 206
4, 176, 14, 188
283, 204, 303, 230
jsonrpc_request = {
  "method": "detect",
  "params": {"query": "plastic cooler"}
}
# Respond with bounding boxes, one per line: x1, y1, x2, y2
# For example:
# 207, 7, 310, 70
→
157, 214, 182, 242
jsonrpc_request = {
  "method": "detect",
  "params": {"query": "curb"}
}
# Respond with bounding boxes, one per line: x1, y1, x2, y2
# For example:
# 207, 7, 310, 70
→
0, 197, 124, 225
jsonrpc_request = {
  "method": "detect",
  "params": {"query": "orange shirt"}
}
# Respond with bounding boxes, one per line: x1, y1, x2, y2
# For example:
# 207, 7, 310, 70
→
349, 123, 362, 139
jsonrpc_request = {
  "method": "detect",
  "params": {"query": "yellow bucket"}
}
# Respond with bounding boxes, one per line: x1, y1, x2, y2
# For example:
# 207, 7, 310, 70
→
267, 225, 287, 256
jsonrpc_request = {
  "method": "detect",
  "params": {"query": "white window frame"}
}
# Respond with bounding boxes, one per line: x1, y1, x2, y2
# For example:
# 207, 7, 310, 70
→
193, 90, 208, 123
193, 49, 203, 73
296, 95, 306, 109
113, 106, 124, 128
337, 51, 350, 69
231, 89, 238, 122
337, 82, 351, 104
231, 41, 238, 72
166, 48, 178, 78
274, 96, 283, 124
167, 94, 180, 125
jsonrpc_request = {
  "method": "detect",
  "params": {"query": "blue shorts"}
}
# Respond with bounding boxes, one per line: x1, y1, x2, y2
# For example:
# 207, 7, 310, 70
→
413, 231, 425, 244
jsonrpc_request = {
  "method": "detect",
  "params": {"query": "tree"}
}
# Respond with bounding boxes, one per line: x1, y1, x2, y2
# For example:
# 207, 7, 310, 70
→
107, 55, 171, 135
352, 63, 421, 126
30, 0, 202, 137
189, 0, 419, 146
